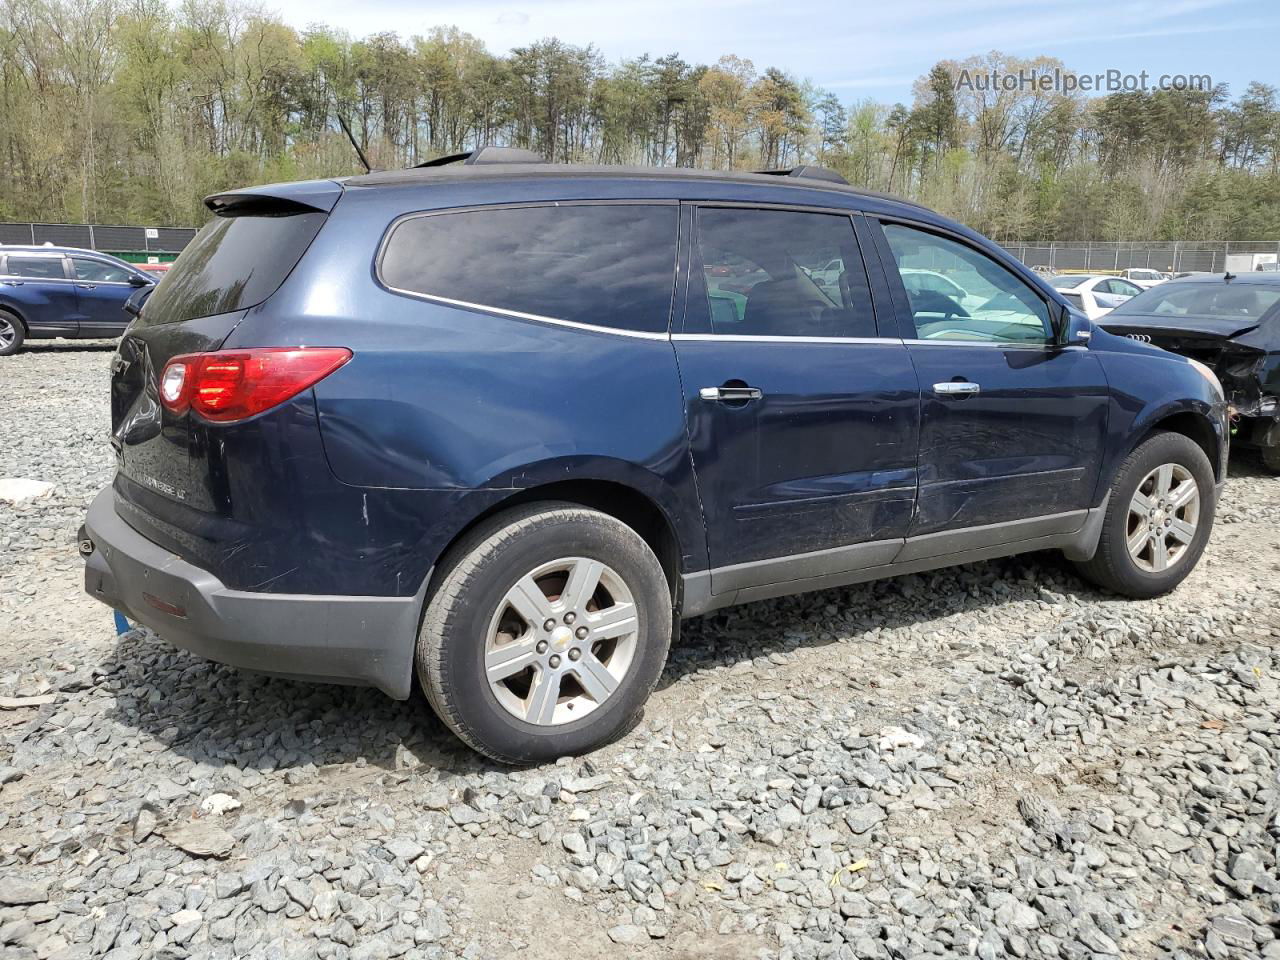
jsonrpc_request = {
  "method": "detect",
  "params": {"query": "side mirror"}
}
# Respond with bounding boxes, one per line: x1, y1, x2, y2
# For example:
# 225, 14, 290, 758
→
129, 274, 151, 287
123, 286, 152, 318
1059, 304, 1093, 346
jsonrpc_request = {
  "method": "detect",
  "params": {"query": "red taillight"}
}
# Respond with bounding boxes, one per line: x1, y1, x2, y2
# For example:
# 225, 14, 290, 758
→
158, 347, 351, 423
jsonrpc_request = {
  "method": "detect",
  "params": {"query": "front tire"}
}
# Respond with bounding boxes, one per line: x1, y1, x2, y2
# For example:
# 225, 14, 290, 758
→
1072, 431, 1215, 598
415, 503, 672, 764
0, 310, 24, 356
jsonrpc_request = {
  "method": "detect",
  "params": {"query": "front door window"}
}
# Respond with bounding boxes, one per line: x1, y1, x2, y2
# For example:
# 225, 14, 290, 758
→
882, 224, 1051, 344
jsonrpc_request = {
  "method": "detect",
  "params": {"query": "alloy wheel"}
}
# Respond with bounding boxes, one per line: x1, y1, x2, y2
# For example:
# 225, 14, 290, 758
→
1126, 463, 1200, 573
484, 556, 639, 725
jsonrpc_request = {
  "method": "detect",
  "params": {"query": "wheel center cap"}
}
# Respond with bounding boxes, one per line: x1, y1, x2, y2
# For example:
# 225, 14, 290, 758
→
549, 626, 574, 652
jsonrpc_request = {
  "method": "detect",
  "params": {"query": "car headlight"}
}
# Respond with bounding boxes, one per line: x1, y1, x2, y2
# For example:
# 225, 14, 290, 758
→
1187, 358, 1224, 400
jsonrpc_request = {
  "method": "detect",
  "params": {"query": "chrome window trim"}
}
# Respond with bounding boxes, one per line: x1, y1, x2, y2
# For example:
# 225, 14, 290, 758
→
375, 199, 679, 340
672, 333, 900, 345
376, 285, 673, 341
900, 338, 1085, 351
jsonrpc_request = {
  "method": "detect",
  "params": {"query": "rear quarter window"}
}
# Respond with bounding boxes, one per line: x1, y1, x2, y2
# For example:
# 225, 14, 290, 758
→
379, 203, 678, 334
138, 210, 327, 326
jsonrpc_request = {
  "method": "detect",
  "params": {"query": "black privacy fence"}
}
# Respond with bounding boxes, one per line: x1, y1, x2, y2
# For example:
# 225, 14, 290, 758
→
4, 222, 1280, 275
0, 222, 197, 255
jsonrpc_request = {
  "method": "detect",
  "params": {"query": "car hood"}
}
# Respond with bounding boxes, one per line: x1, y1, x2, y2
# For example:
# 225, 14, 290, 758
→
1099, 313, 1260, 339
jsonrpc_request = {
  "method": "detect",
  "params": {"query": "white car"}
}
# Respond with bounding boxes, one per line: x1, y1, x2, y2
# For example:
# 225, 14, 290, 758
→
804, 258, 845, 288
899, 269, 986, 312
1050, 274, 1144, 319
1121, 268, 1168, 289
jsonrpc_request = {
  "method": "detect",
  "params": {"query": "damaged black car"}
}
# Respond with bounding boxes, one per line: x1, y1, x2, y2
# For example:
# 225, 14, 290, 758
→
1099, 273, 1280, 472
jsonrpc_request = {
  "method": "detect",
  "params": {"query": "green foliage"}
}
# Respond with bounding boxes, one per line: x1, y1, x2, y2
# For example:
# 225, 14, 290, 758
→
1, 0, 1277, 239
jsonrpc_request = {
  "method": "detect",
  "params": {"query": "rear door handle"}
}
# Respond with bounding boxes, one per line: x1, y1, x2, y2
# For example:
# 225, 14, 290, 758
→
700, 385, 763, 403
933, 381, 980, 397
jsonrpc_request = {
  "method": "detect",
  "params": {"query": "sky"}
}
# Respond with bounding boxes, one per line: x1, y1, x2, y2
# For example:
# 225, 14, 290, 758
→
256, 0, 1280, 105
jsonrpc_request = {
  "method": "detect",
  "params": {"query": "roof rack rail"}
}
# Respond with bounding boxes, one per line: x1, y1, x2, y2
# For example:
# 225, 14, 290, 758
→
414, 145, 546, 169
754, 165, 849, 185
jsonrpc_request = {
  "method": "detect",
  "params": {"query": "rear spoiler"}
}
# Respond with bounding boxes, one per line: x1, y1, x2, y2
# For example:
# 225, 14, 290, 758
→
204, 179, 343, 216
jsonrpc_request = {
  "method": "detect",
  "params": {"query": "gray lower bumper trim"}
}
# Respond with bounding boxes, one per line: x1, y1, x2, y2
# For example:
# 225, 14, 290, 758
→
83, 487, 423, 699
682, 498, 1112, 618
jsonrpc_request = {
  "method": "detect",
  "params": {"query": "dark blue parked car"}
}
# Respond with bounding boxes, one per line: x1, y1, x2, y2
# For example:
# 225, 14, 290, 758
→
81, 148, 1229, 762
0, 246, 153, 354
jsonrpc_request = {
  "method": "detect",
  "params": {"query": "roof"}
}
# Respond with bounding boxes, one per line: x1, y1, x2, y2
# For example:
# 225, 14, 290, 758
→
0, 244, 120, 258
1166, 271, 1280, 285
341, 162, 926, 211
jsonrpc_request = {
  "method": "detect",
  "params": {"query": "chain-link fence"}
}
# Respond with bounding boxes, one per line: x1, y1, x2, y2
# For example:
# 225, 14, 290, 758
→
0, 222, 197, 255
1000, 240, 1280, 274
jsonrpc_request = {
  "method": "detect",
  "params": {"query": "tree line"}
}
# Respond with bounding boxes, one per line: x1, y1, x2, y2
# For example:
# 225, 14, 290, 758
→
3, 0, 1279, 241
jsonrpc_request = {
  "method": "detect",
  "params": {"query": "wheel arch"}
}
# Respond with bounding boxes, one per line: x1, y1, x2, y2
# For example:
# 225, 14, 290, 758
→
0, 302, 29, 332
1129, 406, 1224, 482
432, 477, 687, 605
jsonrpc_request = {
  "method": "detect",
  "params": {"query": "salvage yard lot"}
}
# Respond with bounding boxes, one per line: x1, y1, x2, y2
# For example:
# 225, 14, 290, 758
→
1, 344, 1278, 960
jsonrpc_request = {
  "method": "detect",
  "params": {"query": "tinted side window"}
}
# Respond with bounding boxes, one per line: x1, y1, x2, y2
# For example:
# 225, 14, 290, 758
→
691, 208, 875, 337
883, 224, 1051, 344
73, 257, 133, 283
7, 257, 66, 280
380, 204, 678, 334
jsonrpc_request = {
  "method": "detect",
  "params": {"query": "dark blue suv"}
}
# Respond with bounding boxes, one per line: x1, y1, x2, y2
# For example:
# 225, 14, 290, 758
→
81, 148, 1229, 763
0, 246, 153, 354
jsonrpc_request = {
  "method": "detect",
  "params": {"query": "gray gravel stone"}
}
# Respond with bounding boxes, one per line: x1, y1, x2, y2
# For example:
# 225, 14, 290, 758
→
3, 349, 1280, 960
162, 821, 236, 858
0, 878, 49, 906
844, 803, 886, 835
607, 924, 648, 945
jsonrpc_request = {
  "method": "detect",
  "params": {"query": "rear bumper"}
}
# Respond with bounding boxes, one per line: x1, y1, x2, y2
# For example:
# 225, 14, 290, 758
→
82, 486, 422, 698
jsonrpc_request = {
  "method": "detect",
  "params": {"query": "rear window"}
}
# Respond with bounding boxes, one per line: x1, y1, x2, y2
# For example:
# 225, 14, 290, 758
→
138, 211, 326, 326
1112, 283, 1280, 322
6, 256, 66, 279
1050, 275, 1091, 289
379, 204, 678, 334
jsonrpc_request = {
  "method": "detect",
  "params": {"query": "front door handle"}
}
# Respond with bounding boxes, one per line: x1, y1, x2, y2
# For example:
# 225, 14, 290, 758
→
933, 381, 980, 397
700, 385, 763, 403
77, 283, 97, 290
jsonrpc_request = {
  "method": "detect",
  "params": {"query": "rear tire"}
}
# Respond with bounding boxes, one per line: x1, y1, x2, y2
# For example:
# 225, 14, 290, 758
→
1261, 441, 1280, 475
0, 310, 24, 356
415, 503, 672, 764
1072, 431, 1215, 598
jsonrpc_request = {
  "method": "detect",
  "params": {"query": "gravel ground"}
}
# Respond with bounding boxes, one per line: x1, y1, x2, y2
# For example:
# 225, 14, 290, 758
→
1, 344, 1278, 960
